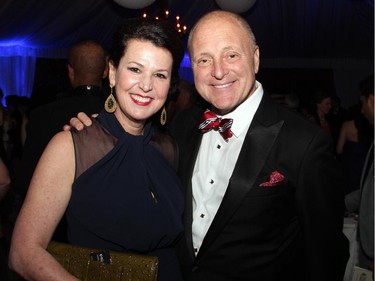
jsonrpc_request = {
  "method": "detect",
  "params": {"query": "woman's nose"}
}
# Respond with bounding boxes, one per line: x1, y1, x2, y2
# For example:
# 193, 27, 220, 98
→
139, 76, 153, 92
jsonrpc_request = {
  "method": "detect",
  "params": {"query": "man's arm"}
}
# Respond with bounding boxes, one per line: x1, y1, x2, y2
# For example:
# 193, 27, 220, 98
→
296, 129, 349, 281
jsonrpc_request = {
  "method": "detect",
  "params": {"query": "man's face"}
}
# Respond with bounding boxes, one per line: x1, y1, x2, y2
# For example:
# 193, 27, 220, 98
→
360, 94, 374, 125
189, 15, 259, 115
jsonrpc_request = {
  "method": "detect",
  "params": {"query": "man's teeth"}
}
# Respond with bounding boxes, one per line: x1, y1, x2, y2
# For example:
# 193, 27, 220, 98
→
214, 83, 231, 89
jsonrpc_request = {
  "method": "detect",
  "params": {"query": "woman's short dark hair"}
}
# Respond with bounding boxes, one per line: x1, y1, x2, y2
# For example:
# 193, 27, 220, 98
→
109, 18, 184, 97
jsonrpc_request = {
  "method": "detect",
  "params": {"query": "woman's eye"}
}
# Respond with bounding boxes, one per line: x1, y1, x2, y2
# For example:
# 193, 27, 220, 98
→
128, 67, 140, 73
155, 73, 167, 79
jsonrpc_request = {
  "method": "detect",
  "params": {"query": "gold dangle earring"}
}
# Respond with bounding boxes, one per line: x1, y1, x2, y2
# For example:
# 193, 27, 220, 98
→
105, 85, 117, 113
160, 106, 167, 126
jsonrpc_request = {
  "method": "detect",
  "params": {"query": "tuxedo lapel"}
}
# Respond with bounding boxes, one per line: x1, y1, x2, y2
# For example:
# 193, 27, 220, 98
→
197, 95, 284, 257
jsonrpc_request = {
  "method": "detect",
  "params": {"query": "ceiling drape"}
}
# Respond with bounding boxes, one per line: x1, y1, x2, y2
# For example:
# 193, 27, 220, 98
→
0, 0, 373, 106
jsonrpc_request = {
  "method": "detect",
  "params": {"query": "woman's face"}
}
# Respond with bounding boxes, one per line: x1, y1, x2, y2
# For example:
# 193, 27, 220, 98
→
317, 97, 332, 115
109, 39, 172, 131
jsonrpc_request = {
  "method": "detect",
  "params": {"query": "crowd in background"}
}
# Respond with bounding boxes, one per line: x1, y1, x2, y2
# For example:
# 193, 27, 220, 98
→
0, 62, 373, 279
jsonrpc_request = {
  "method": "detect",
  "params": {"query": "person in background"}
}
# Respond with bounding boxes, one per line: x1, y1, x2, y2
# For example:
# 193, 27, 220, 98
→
0, 88, 7, 165
304, 90, 333, 132
0, 157, 11, 281
68, 10, 349, 281
9, 18, 185, 281
165, 79, 198, 125
345, 74, 374, 275
336, 104, 373, 194
0, 158, 10, 201
2, 95, 31, 178
13, 38, 108, 203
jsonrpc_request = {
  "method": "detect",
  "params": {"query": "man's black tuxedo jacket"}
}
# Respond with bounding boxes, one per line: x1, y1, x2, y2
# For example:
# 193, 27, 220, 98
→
170, 93, 349, 281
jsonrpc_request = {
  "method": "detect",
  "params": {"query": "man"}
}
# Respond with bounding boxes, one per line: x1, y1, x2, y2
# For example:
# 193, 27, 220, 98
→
12, 39, 108, 241
69, 11, 349, 281
345, 74, 374, 274
169, 11, 348, 281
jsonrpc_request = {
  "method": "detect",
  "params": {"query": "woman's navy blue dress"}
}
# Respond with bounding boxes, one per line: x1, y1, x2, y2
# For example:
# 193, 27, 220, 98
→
65, 111, 184, 280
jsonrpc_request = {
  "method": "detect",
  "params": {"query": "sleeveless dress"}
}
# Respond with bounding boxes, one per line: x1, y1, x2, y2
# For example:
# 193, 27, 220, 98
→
65, 111, 184, 281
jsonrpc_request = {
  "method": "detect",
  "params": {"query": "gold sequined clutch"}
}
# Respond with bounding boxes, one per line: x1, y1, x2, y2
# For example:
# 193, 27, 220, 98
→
47, 241, 158, 281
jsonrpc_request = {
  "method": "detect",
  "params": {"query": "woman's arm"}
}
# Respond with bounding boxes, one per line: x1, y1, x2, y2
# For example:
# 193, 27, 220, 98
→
336, 122, 348, 155
9, 131, 78, 281
0, 158, 11, 201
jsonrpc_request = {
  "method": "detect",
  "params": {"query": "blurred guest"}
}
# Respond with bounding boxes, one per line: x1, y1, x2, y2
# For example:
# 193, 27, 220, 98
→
0, 157, 11, 281
0, 88, 7, 165
304, 90, 333, 132
336, 105, 373, 194
345, 74, 374, 274
2, 95, 31, 177
302, 90, 346, 150
14, 38, 108, 203
0, 157, 11, 204
167, 80, 194, 120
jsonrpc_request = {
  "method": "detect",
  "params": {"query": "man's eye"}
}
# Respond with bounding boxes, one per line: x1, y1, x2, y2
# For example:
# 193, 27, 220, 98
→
197, 58, 210, 66
227, 53, 238, 60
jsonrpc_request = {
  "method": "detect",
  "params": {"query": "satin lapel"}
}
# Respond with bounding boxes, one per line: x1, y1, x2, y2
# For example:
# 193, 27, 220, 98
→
197, 95, 284, 257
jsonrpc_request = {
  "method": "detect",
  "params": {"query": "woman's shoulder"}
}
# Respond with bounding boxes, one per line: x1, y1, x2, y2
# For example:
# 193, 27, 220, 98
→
48, 130, 74, 151
70, 118, 117, 178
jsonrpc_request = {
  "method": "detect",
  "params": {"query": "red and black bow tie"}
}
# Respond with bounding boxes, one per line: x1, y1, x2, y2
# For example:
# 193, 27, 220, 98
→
198, 109, 233, 142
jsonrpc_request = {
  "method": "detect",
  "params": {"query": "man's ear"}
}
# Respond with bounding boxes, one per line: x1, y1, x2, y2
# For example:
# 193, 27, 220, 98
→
253, 46, 260, 74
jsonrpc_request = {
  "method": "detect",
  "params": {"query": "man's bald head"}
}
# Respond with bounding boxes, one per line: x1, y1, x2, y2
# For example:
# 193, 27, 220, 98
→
67, 39, 108, 88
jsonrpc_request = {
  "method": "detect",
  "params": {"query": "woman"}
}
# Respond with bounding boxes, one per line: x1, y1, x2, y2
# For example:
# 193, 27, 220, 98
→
0, 157, 11, 281
306, 91, 333, 132
336, 106, 373, 194
9, 18, 185, 281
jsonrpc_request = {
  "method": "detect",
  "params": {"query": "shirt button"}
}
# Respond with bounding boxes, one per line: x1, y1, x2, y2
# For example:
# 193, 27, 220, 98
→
217, 144, 221, 149
209, 179, 214, 184
200, 213, 205, 218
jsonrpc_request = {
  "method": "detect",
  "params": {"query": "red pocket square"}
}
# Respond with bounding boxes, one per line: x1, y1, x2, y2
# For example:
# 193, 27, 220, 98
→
260, 171, 285, 187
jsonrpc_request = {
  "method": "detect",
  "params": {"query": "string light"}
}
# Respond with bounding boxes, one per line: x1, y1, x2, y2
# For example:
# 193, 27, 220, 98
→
141, 9, 188, 35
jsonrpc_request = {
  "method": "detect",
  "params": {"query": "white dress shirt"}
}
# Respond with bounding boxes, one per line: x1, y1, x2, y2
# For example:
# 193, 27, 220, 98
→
191, 81, 263, 255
